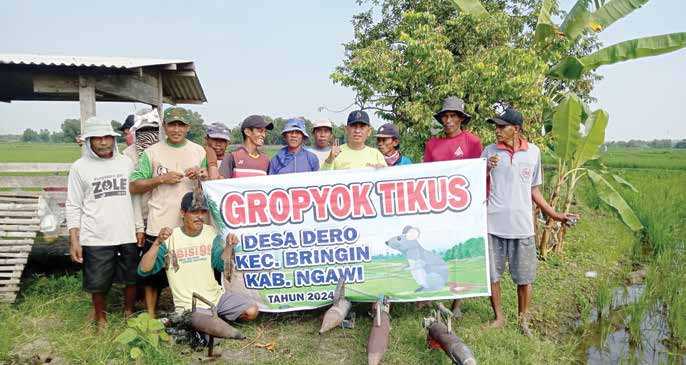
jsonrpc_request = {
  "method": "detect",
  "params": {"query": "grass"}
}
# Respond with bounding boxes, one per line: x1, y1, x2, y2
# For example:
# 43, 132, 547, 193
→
2, 145, 683, 364
0, 196, 638, 364
601, 148, 686, 170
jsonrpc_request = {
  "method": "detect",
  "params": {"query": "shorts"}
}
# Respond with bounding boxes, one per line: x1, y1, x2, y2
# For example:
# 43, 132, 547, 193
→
137, 234, 169, 289
488, 234, 537, 285
196, 292, 255, 321
82, 243, 138, 293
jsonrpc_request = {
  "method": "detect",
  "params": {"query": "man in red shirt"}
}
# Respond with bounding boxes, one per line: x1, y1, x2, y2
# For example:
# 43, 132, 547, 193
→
218, 115, 273, 178
423, 96, 483, 314
423, 96, 483, 162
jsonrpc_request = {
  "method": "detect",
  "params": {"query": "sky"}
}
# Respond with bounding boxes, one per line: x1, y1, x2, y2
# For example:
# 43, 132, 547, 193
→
0, 0, 684, 141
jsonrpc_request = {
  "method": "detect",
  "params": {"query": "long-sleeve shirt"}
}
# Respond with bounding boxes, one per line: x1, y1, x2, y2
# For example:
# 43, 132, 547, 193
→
268, 147, 320, 174
66, 140, 142, 246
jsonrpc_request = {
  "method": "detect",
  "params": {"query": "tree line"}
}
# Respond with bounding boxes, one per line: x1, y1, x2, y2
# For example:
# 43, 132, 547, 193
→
18, 109, 364, 146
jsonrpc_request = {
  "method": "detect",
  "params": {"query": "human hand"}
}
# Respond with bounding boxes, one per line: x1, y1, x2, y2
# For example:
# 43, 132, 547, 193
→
159, 171, 183, 185
487, 154, 501, 169
157, 227, 172, 244
556, 212, 580, 226
69, 240, 83, 264
366, 163, 386, 169
136, 232, 145, 247
225, 233, 240, 246
326, 139, 341, 163
185, 167, 202, 180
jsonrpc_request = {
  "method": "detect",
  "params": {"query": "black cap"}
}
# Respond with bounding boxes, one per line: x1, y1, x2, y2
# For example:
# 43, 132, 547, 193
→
181, 192, 208, 212
376, 123, 400, 139
241, 115, 274, 132
120, 114, 135, 131
346, 110, 370, 126
488, 107, 523, 126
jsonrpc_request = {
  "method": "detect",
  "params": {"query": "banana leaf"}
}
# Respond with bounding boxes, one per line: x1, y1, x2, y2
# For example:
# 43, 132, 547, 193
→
453, 0, 489, 17
573, 109, 608, 168
561, 0, 592, 40
552, 94, 584, 162
534, 0, 557, 45
581, 32, 686, 71
587, 170, 643, 231
590, 0, 648, 32
549, 32, 686, 79
612, 174, 639, 192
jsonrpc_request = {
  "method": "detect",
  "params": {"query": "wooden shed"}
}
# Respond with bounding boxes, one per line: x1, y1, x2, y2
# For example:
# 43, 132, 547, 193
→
0, 54, 208, 303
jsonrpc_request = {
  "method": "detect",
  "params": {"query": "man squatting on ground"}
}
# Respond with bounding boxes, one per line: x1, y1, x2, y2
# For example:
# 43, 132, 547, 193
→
66, 117, 144, 329
482, 105, 578, 336
129, 107, 208, 317
138, 192, 259, 321
269, 118, 320, 174
218, 115, 273, 178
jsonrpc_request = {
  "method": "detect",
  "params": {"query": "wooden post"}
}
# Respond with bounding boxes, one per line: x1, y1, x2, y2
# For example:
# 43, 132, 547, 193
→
78, 75, 96, 156
78, 75, 96, 131
157, 71, 166, 142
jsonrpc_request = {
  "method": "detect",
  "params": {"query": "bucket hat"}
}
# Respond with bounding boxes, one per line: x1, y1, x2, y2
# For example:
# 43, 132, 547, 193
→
282, 118, 310, 139
81, 116, 120, 139
434, 96, 472, 124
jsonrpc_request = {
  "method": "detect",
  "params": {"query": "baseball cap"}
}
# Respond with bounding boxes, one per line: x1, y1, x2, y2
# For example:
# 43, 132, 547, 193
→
487, 106, 524, 126
207, 122, 231, 141
180, 191, 208, 212
346, 110, 371, 126
241, 115, 274, 131
312, 120, 333, 130
164, 107, 192, 125
376, 123, 400, 139
282, 118, 310, 139
120, 115, 135, 131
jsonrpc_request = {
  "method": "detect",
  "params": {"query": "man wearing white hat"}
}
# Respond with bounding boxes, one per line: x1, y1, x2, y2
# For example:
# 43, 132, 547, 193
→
308, 120, 334, 167
66, 116, 143, 330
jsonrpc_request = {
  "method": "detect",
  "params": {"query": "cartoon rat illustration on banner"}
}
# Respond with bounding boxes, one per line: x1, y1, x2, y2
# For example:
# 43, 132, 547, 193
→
385, 225, 449, 292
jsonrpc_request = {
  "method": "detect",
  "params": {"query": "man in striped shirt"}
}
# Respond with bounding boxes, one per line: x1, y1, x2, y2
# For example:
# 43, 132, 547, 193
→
218, 115, 273, 178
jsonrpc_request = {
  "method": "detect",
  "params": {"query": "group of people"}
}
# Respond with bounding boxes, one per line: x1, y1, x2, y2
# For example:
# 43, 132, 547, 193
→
66, 96, 576, 337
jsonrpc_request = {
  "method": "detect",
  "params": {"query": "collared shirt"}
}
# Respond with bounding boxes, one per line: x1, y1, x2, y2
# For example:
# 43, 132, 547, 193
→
320, 144, 387, 170
130, 139, 207, 236
481, 139, 542, 239
218, 146, 270, 178
268, 147, 320, 175
423, 130, 482, 162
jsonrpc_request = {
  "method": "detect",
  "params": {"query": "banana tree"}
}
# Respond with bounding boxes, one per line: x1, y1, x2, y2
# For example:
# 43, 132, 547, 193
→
538, 93, 643, 257
536, 0, 686, 80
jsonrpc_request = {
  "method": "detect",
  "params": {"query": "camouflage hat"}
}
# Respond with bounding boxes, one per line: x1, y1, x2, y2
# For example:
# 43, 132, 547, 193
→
163, 107, 191, 125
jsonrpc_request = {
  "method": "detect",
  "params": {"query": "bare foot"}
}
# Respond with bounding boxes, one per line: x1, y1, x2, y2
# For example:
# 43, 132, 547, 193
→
96, 319, 108, 333
483, 318, 505, 329
518, 316, 533, 337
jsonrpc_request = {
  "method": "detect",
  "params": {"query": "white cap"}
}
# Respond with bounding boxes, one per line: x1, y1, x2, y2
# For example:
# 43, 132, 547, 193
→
312, 120, 333, 130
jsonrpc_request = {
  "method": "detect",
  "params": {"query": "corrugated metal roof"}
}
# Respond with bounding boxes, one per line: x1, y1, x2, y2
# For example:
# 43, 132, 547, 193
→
0, 53, 207, 104
0, 54, 194, 70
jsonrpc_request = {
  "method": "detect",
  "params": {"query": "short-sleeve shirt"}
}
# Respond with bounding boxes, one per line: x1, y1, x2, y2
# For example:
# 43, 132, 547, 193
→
218, 146, 270, 178
481, 140, 542, 239
137, 224, 225, 311
320, 145, 387, 170
130, 140, 207, 236
423, 131, 482, 162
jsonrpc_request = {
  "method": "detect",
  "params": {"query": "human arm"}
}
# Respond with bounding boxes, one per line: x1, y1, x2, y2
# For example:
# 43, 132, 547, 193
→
138, 227, 171, 275
65, 168, 84, 263
211, 233, 240, 271
321, 139, 341, 170
531, 186, 578, 224
129, 152, 183, 194
218, 153, 234, 178
132, 194, 145, 246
